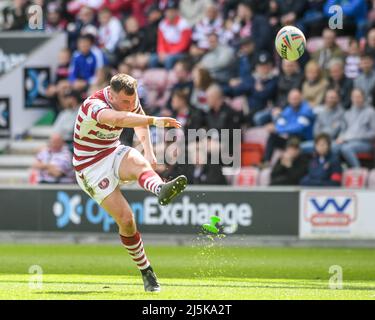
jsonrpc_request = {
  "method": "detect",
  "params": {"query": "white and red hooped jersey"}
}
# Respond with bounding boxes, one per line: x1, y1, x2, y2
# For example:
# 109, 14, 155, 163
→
73, 86, 142, 172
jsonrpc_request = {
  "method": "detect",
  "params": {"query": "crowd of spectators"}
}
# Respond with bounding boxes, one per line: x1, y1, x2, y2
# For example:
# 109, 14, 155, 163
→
2, 0, 375, 186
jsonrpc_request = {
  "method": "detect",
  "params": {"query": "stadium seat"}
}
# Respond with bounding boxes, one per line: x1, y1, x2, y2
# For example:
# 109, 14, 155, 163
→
241, 143, 264, 166
342, 168, 369, 188
0, 155, 34, 169
357, 152, 374, 161
368, 169, 375, 189
232, 167, 259, 186
8, 140, 47, 154
243, 127, 269, 146
0, 169, 30, 184
258, 167, 272, 186
28, 126, 54, 139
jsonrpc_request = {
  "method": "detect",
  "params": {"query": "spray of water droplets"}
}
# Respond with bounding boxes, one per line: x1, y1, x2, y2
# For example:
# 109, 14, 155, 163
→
191, 227, 239, 281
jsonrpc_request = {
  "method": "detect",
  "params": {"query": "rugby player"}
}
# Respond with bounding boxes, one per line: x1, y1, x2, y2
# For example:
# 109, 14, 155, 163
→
73, 73, 188, 292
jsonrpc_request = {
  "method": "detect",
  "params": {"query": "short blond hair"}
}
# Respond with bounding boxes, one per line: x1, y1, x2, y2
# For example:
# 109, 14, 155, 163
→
110, 73, 137, 95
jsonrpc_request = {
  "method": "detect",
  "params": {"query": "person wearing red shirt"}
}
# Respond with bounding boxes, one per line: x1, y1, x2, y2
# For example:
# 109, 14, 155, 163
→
149, 0, 192, 70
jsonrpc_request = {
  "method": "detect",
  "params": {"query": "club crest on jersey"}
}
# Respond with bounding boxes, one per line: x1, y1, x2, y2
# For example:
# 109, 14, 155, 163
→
98, 178, 110, 190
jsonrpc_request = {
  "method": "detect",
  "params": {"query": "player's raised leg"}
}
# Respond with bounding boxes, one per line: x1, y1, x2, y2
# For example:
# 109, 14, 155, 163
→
119, 148, 187, 205
100, 187, 160, 292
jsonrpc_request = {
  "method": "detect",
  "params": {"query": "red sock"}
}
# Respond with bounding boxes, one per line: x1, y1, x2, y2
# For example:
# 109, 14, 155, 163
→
120, 231, 150, 271
138, 170, 163, 196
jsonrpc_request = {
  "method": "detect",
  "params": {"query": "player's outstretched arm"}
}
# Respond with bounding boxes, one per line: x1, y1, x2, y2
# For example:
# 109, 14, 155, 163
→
97, 109, 181, 128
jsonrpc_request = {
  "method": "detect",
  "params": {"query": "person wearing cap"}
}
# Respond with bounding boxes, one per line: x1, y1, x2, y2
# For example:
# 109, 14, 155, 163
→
149, 0, 192, 70
223, 51, 278, 124
253, 59, 303, 127
222, 36, 256, 93
270, 137, 308, 186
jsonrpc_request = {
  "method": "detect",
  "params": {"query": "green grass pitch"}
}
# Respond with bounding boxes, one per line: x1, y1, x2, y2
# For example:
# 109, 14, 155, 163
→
1, 242, 375, 299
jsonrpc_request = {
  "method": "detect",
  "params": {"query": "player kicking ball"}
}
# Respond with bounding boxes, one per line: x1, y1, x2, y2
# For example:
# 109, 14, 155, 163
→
73, 74, 187, 292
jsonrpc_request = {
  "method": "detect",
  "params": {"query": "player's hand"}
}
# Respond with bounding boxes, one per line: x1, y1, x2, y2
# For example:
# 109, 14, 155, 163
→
152, 117, 182, 128
144, 152, 158, 169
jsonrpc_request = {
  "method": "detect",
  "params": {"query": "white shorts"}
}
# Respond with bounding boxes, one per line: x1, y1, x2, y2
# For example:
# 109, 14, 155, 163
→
75, 145, 131, 204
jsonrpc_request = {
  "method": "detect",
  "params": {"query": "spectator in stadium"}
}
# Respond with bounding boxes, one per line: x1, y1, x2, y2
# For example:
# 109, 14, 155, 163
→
167, 60, 194, 110
224, 51, 278, 124
204, 84, 244, 156
45, 2, 68, 33
302, 60, 329, 108
327, 59, 353, 110
230, 1, 273, 53
170, 90, 206, 138
311, 28, 345, 74
67, 6, 98, 51
190, 66, 213, 111
226, 36, 257, 90
122, 0, 155, 28
97, 7, 123, 57
54, 48, 71, 84
0, 0, 29, 31
158, 138, 227, 185
191, 3, 224, 52
45, 48, 72, 117
141, 5, 163, 54
300, 133, 342, 186
200, 32, 235, 83
149, 0, 192, 70
296, 0, 325, 37
275, 59, 304, 109
323, 0, 367, 39
68, 34, 107, 91
336, 88, 375, 168
277, 0, 308, 27
185, 139, 228, 185
116, 16, 144, 64
179, 0, 213, 27
31, 133, 75, 184
345, 38, 361, 79
253, 59, 303, 127
52, 89, 81, 145
353, 53, 375, 105
363, 28, 375, 60
300, 89, 344, 153
270, 137, 308, 186
264, 89, 315, 162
